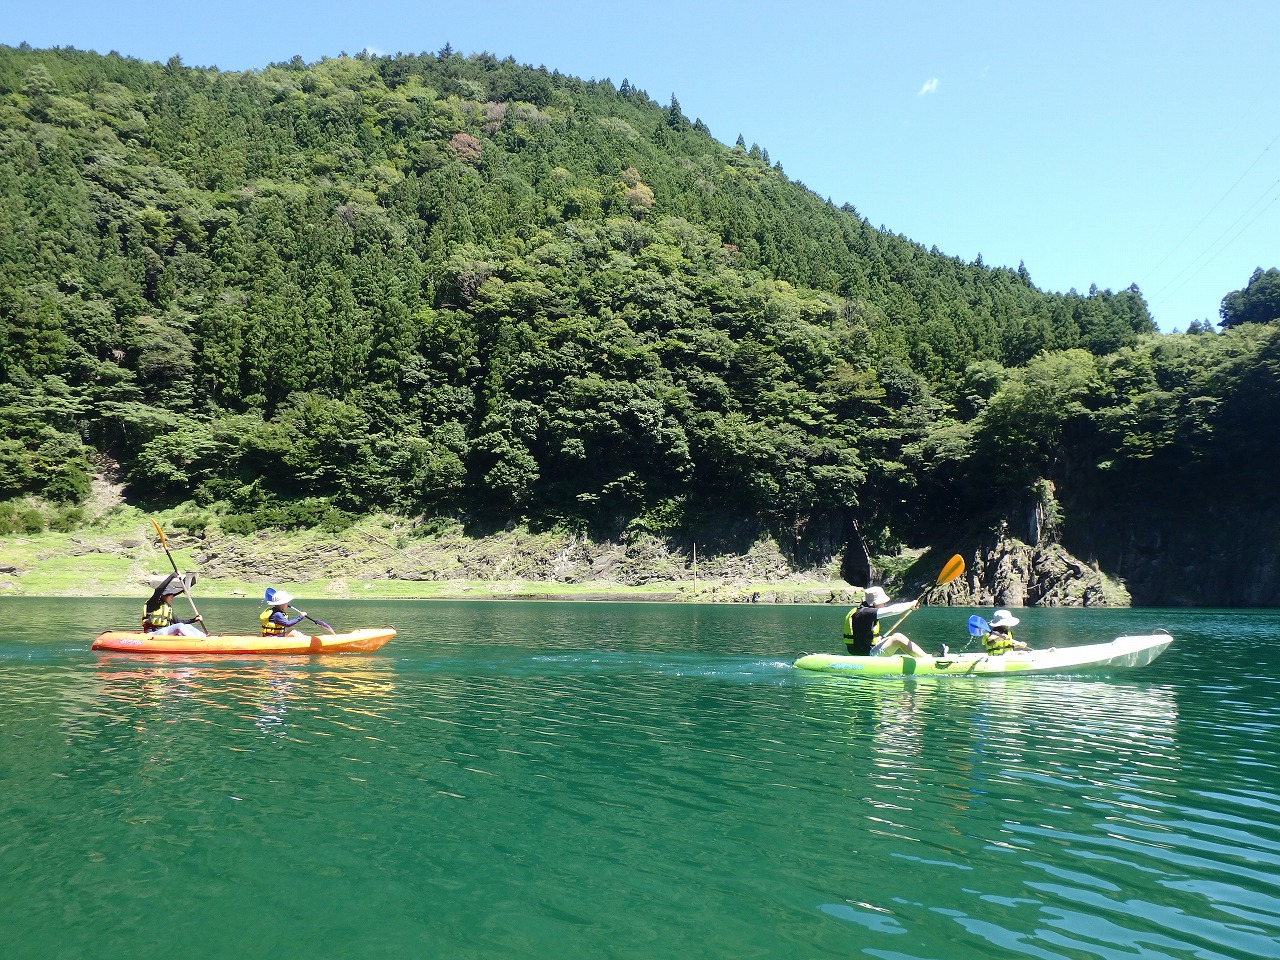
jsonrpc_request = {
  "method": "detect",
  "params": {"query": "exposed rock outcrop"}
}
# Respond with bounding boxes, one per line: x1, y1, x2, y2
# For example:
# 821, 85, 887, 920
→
924, 481, 1130, 608
933, 535, 1130, 608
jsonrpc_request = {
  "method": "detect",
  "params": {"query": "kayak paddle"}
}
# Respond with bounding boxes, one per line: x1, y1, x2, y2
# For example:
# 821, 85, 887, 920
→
885, 553, 966, 634
151, 519, 209, 635
264, 587, 336, 634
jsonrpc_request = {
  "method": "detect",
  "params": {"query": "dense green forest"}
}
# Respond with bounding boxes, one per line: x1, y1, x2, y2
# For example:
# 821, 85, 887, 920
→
2, 43, 1277, 578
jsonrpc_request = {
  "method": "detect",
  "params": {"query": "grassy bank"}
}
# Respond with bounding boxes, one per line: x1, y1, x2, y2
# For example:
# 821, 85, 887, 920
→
0, 505, 858, 604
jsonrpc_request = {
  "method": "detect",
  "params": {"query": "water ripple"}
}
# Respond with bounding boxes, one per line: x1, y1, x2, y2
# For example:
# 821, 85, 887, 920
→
4, 601, 1280, 959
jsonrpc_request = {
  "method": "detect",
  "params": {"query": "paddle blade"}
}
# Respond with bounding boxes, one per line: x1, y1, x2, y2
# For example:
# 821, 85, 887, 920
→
936, 554, 965, 586
264, 587, 277, 603
968, 615, 989, 637
150, 519, 170, 551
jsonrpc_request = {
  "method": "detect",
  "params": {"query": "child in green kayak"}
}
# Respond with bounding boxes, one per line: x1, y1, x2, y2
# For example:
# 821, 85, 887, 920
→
983, 609, 1028, 654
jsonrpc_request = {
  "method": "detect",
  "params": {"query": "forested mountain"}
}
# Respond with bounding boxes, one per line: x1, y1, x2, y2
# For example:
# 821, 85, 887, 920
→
2, 44, 1277, 601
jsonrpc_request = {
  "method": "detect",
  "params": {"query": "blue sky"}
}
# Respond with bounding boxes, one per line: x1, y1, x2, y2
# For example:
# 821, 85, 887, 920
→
6, 1, 1278, 332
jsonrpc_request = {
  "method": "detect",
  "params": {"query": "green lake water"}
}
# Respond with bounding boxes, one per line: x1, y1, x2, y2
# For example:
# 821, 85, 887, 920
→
1, 598, 1278, 959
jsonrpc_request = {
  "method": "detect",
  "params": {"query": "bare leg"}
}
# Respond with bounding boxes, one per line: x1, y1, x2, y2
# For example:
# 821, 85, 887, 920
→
871, 633, 928, 658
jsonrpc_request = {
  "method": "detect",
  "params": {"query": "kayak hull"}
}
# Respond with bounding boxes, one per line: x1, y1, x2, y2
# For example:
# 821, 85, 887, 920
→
91, 628, 396, 655
793, 634, 1172, 677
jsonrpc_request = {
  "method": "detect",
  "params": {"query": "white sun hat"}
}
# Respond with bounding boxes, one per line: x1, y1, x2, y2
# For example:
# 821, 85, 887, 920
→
864, 586, 890, 606
990, 609, 1020, 628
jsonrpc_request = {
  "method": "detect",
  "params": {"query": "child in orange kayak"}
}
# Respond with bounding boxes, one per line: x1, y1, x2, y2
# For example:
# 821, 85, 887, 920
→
260, 589, 309, 637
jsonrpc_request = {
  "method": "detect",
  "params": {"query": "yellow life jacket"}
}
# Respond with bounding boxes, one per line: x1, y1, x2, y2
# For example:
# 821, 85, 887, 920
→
844, 604, 880, 655
260, 608, 287, 636
143, 600, 174, 632
985, 628, 1016, 655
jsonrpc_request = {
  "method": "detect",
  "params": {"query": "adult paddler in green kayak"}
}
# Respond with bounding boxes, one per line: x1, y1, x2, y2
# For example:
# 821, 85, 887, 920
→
840, 555, 966, 658
843, 586, 928, 658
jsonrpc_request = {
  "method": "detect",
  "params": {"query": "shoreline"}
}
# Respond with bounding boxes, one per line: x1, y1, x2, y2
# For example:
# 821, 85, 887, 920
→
1, 511, 860, 605
0, 583, 857, 604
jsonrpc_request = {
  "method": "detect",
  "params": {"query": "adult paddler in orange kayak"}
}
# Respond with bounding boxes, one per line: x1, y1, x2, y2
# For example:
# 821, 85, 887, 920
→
142, 572, 206, 637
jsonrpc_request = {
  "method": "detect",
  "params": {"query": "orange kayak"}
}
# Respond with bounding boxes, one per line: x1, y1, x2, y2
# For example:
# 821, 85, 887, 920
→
91, 628, 396, 655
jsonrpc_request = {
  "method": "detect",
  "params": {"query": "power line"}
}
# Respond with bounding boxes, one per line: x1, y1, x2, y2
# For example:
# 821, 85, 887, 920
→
1139, 130, 1280, 288
1153, 177, 1280, 299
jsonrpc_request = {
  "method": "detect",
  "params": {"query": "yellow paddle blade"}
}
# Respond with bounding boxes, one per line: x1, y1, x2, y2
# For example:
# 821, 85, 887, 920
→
936, 553, 965, 586
150, 518, 170, 551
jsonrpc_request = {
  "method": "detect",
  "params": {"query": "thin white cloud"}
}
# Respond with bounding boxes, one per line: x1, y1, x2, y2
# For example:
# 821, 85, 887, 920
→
918, 77, 939, 96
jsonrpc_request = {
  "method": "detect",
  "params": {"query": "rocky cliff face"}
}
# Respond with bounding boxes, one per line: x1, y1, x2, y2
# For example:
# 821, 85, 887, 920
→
1060, 499, 1280, 607
921, 482, 1131, 608
932, 535, 1130, 608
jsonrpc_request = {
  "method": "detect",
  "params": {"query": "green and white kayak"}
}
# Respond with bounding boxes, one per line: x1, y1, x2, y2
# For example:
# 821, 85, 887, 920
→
793, 633, 1173, 677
